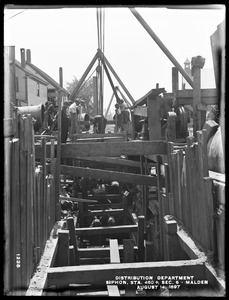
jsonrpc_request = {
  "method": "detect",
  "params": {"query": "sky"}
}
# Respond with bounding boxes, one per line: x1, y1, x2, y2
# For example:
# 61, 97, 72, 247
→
4, 5, 225, 113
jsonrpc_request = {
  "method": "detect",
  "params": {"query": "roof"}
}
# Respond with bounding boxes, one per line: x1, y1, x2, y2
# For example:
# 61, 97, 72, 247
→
15, 60, 49, 85
26, 62, 69, 95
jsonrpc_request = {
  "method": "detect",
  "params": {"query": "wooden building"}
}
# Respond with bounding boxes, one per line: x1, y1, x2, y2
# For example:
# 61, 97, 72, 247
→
25, 49, 69, 105
15, 57, 49, 107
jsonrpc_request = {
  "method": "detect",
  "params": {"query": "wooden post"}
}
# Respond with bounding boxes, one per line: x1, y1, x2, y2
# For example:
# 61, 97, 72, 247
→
67, 217, 79, 265
78, 202, 84, 228
69, 245, 75, 266
164, 216, 180, 261
137, 216, 145, 262
41, 137, 47, 244
147, 95, 162, 140
108, 239, 120, 296
59, 67, 63, 88
55, 91, 62, 221
131, 111, 136, 140
4, 46, 16, 119
172, 67, 179, 92
167, 112, 176, 141
93, 76, 98, 115
123, 239, 136, 296
156, 155, 164, 258
19, 115, 27, 289
191, 56, 205, 136
57, 230, 69, 267
122, 195, 128, 224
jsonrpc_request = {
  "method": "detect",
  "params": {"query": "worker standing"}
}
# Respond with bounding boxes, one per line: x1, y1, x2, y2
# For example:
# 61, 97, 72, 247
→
61, 101, 71, 143
69, 98, 81, 134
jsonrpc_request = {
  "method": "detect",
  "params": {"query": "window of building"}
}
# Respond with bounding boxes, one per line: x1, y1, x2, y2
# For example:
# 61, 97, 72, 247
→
37, 82, 40, 97
15, 77, 19, 92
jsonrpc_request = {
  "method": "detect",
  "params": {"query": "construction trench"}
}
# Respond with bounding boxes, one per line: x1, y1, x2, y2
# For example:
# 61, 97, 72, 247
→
4, 8, 225, 297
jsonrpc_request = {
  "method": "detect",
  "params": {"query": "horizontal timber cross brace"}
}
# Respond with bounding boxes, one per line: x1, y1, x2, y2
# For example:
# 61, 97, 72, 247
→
47, 259, 205, 287
35, 140, 167, 158
60, 165, 157, 186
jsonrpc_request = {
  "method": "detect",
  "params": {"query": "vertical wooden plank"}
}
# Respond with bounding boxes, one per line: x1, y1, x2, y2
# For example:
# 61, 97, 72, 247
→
191, 56, 205, 135
203, 177, 216, 253
4, 136, 12, 294
108, 239, 120, 297
123, 239, 136, 296
172, 67, 179, 92
161, 193, 167, 260
167, 112, 176, 142
47, 178, 51, 233
137, 216, 145, 262
37, 168, 42, 260
34, 169, 39, 266
186, 136, 194, 234
147, 95, 162, 140
164, 217, 180, 260
122, 195, 128, 225
69, 245, 75, 266
163, 163, 170, 215
41, 138, 47, 245
177, 149, 183, 223
131, 111, 136, 140
55, 91, 62, 221
167, 142, 175, 216
180, 149, 190, 232
140, 155, 146, 222
67, 217, 79, 265
156, 155, 164, 257
78, 202, 84, 228
25, 116, 33, 285
57, 231, 69, 267
19, 115, 27, 290
50, 137, 56, 227
199, 129, 209, 177
191, 143, 201, 242
93, 76, 98, 115
169, 153, 176, 218
11, 139, 22, 292
196, 131, 209, 248
109, 239, 120, 263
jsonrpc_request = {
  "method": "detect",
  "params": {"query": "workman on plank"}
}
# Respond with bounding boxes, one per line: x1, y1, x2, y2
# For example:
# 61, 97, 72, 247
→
69, 98, 81, 134
92, 115, 107, 133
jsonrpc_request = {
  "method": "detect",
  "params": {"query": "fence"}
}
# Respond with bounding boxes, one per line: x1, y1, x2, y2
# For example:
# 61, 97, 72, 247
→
4, 114, 58, 295
157, 128, 225, 267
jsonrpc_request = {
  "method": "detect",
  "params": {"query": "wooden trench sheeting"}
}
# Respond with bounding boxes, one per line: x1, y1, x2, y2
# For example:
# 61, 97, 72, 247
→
32, 128, 225, 296
26, 215, 225, 296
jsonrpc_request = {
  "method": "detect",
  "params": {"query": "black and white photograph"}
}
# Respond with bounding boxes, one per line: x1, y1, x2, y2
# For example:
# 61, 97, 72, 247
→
4, 4, 225, 296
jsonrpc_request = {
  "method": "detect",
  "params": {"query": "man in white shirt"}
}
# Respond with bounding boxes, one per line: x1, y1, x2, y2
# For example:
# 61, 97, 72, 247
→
69, 98, 81, 134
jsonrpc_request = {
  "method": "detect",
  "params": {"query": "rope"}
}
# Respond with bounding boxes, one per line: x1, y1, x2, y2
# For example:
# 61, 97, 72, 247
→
96, 8, 106, 115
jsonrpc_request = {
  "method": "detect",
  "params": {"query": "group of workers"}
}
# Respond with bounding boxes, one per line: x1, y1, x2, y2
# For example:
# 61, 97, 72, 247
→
40, 96, 130, 143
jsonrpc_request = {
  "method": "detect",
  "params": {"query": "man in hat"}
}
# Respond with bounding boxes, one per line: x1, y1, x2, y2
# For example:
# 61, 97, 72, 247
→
69, 98, 81, 134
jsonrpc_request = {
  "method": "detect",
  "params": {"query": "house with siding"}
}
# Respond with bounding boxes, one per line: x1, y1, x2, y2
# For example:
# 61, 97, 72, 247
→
24, 49, 69, 106
15, 48, 69, 107
15, 50, 49, 107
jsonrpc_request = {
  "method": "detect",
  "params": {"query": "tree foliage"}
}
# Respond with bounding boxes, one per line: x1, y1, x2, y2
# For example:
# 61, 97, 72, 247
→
65, 76, 94, 115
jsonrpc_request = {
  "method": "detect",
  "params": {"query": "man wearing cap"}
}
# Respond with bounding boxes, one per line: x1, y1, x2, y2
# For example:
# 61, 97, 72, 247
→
69, 98, 81, 134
